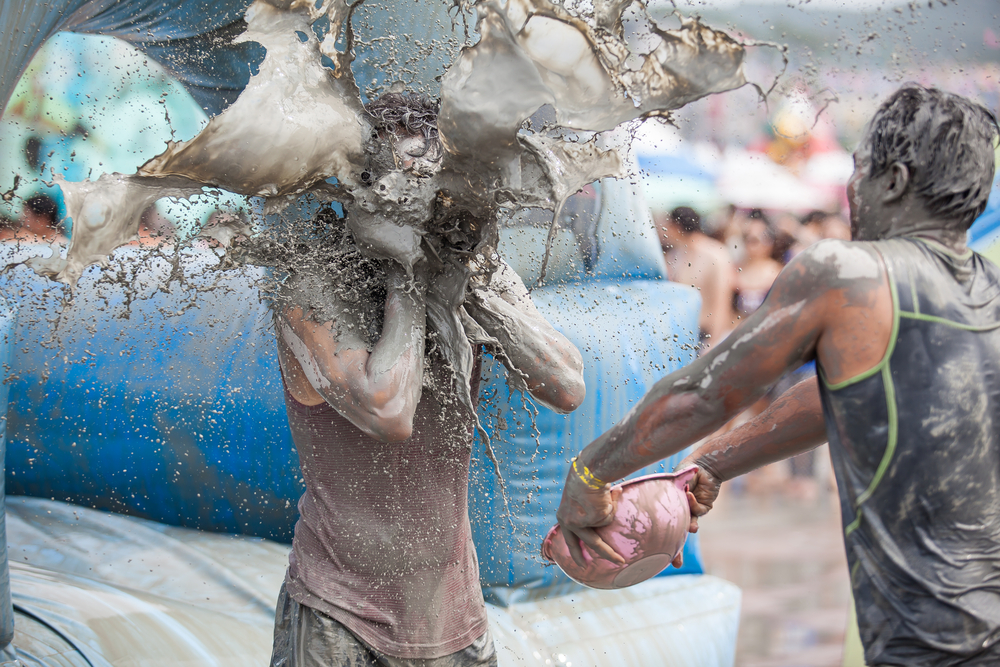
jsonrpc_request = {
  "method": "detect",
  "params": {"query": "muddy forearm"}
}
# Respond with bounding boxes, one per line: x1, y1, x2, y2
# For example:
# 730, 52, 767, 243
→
314, 270, 425, 441
690, 376, 825, 481
354, 268, 426, 429
366, 269, 425, 381
465, 291, 585, 413
575, 378, 725, 485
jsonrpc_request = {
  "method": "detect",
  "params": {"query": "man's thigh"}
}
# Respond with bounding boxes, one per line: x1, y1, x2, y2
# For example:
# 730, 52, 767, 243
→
270, 584, 376, 667
376, 629, 497, 667
270, 583, 497, 667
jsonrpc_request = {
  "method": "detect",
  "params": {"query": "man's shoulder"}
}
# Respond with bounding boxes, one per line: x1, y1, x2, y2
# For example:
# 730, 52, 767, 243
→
692, 233, 733, 266
787, 239, 884, 288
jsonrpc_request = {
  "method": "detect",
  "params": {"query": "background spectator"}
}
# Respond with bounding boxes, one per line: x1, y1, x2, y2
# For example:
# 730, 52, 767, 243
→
654, 205, 736, 350
1, 193, 63, 242
734, 210, 783, 318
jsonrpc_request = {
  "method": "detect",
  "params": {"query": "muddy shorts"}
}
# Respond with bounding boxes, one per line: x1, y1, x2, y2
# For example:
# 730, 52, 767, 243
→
269, 584, 498, 667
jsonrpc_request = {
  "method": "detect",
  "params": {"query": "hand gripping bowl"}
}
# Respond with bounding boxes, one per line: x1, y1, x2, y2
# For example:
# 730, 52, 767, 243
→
541, 466, 698, 589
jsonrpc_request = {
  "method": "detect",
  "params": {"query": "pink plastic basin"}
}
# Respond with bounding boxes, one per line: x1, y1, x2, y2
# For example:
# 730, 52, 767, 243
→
541, 465, 697, 589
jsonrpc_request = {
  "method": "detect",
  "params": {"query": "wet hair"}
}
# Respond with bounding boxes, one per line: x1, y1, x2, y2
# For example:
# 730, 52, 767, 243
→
24, 194, 58, 224
747, 209, 776, 241
669, 206, 701, 234
362, 93, 440, 183
864, 84, 999, 229
364, 93, 440, 144
801, 210, 828, 227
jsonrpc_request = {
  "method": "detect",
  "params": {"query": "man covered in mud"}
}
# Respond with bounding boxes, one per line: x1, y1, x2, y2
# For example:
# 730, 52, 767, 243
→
556, 84, 1000, 665
270, 93, 586, 666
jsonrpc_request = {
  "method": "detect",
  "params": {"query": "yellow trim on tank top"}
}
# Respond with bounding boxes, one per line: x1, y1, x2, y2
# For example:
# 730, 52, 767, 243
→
811, 248, 899, 537
821, 242, 998, 538
819, 250, 900, 391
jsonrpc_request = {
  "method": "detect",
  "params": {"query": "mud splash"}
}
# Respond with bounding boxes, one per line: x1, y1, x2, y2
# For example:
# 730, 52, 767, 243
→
138, 2, 368, 198
17, 0, 748, 411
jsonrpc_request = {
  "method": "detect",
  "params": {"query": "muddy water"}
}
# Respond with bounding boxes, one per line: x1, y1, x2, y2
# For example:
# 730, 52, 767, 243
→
14, 0, 749, 410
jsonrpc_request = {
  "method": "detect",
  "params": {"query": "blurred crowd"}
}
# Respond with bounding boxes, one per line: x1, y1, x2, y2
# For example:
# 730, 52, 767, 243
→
654, 204, 852, 498
654, 203, 850, 348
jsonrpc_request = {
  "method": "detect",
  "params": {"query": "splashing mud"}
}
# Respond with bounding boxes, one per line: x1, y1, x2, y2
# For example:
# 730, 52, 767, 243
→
138, 2, 368, 198
15, 0, 749, 413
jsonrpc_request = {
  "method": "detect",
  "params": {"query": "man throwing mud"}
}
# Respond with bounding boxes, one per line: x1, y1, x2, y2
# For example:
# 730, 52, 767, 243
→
556, 84, 1000, 665
270, 94, 585, 666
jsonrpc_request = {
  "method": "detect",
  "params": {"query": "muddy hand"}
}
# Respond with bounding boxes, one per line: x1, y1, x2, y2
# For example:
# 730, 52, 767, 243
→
556, 472, 625, 567
678, 457, 722, 534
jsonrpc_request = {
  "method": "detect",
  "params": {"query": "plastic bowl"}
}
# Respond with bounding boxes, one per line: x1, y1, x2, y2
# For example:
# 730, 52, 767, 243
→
541, 465, 697, 589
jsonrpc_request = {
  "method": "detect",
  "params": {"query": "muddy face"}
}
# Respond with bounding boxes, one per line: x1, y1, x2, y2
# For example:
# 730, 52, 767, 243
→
847, 137, 888, 242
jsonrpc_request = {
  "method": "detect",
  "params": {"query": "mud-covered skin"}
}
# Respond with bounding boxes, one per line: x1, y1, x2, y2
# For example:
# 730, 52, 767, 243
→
557, 86, 1000, 663
278, 253, 585, 443
679, 376, 825, 533
277, 261, 426, 443
556, 92, 996, 561
556, 237, 892, 563
463, 259, 585, 414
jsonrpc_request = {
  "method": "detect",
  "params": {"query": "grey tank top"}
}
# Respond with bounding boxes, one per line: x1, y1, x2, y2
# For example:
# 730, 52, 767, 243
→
819, 238, 1000, 666
282, 353, 487, 659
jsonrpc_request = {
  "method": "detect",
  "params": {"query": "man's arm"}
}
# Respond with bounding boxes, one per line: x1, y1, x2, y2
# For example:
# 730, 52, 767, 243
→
464, 259, 586, 414
275, 262, 426, 443
679, 375, 826, 533
556, 240, 889, 564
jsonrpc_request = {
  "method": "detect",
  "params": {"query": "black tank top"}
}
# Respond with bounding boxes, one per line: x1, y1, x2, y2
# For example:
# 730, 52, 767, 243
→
820, 237, 1000, 666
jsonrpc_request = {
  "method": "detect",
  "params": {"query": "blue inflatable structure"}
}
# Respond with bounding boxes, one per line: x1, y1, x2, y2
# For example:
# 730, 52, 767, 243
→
1, 0, 706, 595
1, 178, 705, 583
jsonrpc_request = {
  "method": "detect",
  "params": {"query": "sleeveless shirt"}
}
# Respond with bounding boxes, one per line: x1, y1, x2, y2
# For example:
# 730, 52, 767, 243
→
819, 237, 1000, 666
282, 354, 488, 659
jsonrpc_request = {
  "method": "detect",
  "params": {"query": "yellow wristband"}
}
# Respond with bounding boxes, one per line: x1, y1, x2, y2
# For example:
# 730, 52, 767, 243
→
572, 457, 606, 490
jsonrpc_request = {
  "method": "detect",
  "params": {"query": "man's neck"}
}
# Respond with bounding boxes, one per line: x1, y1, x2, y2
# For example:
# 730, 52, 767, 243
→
882, 200, 969, 256
906, 230, 970, 257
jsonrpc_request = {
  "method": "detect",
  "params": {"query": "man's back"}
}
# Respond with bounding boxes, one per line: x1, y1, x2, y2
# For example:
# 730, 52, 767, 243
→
821, 237, 1000, 665
664, 232, 734, 344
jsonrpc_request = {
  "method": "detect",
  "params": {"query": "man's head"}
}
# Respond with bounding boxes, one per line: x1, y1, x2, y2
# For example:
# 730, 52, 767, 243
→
849, 84, 999, 241
670, 207, 701, 234
363, 93, 442, 181
744, 215, 776, 261
653, 206, 701, 249
20, 193, 59, 238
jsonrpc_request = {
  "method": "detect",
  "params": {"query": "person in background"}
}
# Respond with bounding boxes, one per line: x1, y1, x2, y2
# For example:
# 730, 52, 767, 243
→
0, 193, 63, 243
132, 205, 176, 246
733, 210, 782, 317
800, 209, 829, 242
820, 213, 851, 241
653, 206, 735, 350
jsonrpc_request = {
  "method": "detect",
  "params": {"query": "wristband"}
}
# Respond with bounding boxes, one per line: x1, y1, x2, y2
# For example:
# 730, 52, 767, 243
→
572, 456, 607, 490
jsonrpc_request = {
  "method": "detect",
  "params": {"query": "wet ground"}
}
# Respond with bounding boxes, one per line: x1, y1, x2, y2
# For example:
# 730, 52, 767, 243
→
697, 446, 852, 667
